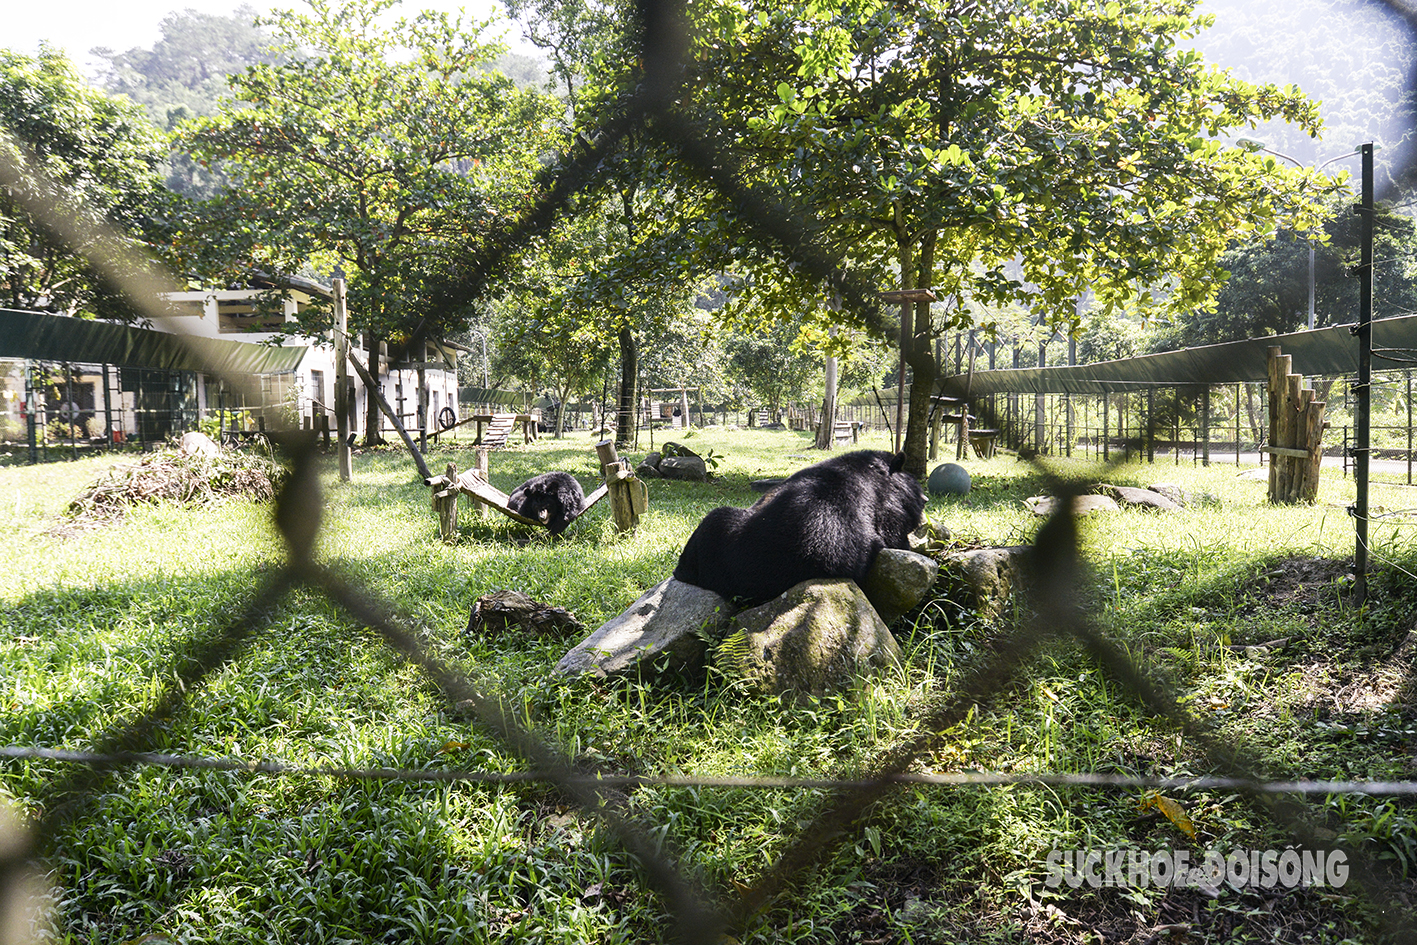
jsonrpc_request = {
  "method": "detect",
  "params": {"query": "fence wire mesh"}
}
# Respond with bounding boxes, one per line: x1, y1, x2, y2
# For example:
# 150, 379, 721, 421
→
2, 1, 1416, 941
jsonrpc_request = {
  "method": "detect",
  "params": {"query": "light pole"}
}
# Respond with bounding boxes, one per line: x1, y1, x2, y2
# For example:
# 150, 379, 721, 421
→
466, 328, 490, 389
1236, 138, 1364, 330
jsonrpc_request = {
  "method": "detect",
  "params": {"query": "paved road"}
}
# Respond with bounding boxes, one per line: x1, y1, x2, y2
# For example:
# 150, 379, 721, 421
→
1137, 449, 1416, 480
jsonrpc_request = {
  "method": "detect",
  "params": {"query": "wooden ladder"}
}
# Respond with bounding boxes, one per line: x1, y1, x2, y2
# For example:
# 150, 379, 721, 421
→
480, 412, 519, 449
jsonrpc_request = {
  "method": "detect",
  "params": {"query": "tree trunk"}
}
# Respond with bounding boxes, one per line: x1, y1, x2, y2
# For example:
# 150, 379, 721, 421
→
901, 231, 937, 480
363, 332, 385, 446
555, 378, 573, 438
616, 325, 637, 449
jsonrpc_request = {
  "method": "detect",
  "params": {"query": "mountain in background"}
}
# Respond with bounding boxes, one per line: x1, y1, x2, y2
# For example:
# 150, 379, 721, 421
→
1195, 0, 1417, 197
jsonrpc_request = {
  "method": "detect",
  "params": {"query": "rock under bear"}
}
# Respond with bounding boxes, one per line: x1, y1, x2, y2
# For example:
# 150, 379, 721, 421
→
672, 449, 926, 603
506, 471, 586, 535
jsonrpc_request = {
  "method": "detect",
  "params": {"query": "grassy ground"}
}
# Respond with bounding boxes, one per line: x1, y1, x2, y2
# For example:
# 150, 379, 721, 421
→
2, 427, 1414, 944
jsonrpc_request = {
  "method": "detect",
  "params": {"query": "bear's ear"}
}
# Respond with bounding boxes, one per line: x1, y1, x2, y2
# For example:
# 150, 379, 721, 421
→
889, 451, 907, 473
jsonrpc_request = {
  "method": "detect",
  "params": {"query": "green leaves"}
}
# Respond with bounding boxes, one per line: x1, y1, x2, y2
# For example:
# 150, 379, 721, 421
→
0, 47, 167, 316
174, 0, 559, 342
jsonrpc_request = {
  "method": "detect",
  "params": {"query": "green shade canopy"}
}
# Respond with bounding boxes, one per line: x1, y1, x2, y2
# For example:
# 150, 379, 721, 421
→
939, 314, 1417, 396
0, 309, 306, 376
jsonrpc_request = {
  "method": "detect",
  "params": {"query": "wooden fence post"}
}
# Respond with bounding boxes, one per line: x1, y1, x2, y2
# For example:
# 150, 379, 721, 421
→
1264, 346, 1327, 504
474, 448, 492, 519
596, 438, 644, 533
432, 461, 459, 543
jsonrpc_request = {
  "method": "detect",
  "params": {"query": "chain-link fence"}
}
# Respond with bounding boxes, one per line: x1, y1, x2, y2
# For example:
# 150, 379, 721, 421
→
2, 2, 1416, 942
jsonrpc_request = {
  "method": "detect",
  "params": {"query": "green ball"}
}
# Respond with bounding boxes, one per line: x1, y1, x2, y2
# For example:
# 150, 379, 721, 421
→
928, 462, 971, 496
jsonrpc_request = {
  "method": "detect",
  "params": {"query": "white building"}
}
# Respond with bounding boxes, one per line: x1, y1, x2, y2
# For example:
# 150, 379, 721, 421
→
157, 276, 463, 441
0, 276, 461, 451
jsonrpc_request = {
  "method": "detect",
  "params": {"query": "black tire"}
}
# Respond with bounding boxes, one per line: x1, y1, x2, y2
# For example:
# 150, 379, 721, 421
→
438, 406, 458, 430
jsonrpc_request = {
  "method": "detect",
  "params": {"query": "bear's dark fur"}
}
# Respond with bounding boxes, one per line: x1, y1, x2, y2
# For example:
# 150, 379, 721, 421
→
672, 449, 926, 603
506, 471, 586, 535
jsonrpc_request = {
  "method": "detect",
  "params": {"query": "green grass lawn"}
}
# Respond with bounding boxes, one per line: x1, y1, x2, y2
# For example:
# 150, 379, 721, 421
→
2, 428, 1414, 943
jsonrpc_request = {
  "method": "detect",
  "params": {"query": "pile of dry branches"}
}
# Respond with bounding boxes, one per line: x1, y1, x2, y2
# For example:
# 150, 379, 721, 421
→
57, 446, 285, 531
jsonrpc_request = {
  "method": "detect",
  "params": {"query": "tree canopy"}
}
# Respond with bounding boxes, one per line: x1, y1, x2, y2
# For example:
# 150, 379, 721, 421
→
661, 0, 1336, 474
0, 47, 167, 317
93, 5, 284, 199
175, 0, 559, 439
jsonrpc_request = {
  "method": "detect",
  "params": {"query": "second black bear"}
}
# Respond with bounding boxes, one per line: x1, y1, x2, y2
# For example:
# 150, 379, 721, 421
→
673, 449, 925, 603
507, 471, 586, 535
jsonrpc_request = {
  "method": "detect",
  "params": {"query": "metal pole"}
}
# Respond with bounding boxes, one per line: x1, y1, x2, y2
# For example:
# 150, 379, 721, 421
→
1103, 392, 1109, 462
1146, 388, 1155, 463
1407, 369, 1412, 486
1355, 142, 1374, 606
1235, 385, 1241, 466
1308, 242, 1316, 330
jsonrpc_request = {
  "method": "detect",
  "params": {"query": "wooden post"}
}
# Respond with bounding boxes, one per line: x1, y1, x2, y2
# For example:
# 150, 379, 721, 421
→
417, 364, 428, 453
334, 277, 351, 482
596, 438, 641, 533
1267, 347, 1286, 498
473, 448, 492, 519
433, 461, 459, 543
1264, 346, 1326, 504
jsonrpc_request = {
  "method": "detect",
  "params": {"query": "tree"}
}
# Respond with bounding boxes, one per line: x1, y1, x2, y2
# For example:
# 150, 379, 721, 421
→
178, 0, 559, 443
677, 0, 1335, 476
1153, 192, 1417, 349
93, 6, 283, 199
0, 47, 166, 317
498, 0, 704, 448
486, 216, 619, 436
726, 320, 821, 423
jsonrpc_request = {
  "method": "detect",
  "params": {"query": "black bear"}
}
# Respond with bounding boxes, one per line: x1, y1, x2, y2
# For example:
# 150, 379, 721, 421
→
673, 449, 926, 603
506, 471, 586, 535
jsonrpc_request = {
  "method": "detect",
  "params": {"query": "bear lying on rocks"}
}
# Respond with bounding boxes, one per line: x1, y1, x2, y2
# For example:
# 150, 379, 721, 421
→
673, 450, 926, 603
507, 471, 586, 535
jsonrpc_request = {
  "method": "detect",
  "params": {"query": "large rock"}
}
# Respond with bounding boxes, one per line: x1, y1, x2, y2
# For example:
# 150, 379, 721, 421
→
717, 580, 901, 700
1096, 483, 1181, 511
862, 548, 940, 625
1147, 482, 1189, 507
659, 455, 709, 481
1024, 494, 1119, 517
938, 546, 1030, 623
556, 579, 734, 680
661, 441, 699, 459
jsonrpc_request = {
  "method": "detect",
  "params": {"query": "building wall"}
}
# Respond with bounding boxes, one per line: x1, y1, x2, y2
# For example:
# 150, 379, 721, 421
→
158, 289, 460, 438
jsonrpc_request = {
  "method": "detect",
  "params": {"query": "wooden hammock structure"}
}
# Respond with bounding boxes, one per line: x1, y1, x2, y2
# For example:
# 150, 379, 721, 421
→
424, 440, 646, 541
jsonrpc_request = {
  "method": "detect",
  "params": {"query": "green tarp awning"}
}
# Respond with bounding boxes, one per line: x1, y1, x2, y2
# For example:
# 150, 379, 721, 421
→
938, 314, 1417, 396
0, 309, 307, 375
